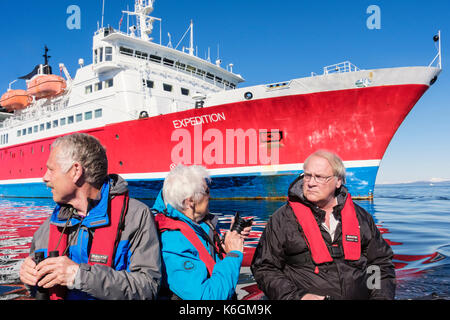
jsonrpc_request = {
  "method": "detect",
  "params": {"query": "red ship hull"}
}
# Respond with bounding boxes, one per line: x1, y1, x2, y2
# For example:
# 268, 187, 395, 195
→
0, 81, 430, 199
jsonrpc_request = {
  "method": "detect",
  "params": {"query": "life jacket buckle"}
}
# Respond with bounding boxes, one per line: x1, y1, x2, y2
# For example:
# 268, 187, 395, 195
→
328, 244, 344, 258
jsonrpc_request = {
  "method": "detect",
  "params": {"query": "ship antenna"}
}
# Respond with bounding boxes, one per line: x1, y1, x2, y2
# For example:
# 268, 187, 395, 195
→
43, 46, 51, 65
189, 20, 194, 56
101, 0, 105, 29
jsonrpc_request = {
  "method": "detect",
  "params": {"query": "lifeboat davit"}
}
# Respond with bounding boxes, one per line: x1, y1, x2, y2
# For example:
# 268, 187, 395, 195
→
0, 90, 32, 111
27, 75, 66, 100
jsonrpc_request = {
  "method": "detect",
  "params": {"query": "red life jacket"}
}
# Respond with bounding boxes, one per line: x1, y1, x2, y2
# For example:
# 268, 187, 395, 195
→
289, 194, 361, 265
47, 192, 129, 300
154, 213, 224, 276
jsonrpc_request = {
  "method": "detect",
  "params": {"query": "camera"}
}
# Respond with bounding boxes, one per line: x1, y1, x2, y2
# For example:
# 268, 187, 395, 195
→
230, 212, 253, 234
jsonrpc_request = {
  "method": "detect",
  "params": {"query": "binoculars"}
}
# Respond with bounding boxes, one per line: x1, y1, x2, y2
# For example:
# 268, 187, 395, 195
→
33, 250, 60, 300
230, 212, 253, 234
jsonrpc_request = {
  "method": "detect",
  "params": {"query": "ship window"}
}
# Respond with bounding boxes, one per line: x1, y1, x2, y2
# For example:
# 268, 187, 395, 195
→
46, 122, 51, 129
206, 73, 214, 80
53, 120, 58, 128
216, 77, 223, 84
85, 85, 92, 94
196, 69, 206, 76
186, 65, 196, 73
136, 51, 147, 60
22, 128, 27, 136
34, 125, 38, 133
94, 49, 98, 64
28, 127, 32, 134
105, 79, 114, 88
95, 109, 102, 118
94, 82, 102, 91
149, 54, 161, 63
60, 118, 66, 126
176, 62, 186, 70
163, 58, 174, 66
99, 47, 104, 62
40, 123, 45, 131
163, 83, 173, 92
68, 115, 74, 124
145, 80, 154, 88
120, 46, 134, 56
41, 145, 44, 152
85, 111, 92, 120
105, 47, 113, 61
76, 113, 83, 122
181, 88, 190, 96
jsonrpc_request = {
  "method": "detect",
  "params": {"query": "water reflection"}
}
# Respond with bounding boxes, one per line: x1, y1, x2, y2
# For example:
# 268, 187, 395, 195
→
0, 185, 449, 300
0, 199, 52, 290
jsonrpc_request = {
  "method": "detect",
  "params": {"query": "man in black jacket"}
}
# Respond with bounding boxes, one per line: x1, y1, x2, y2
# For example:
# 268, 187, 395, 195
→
251, 150, 396, 300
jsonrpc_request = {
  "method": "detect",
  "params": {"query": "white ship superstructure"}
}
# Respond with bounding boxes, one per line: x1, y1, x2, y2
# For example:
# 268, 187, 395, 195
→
0, 0, 243, 149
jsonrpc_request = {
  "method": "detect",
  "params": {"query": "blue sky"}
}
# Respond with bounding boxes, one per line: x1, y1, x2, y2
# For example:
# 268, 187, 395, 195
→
0, 0, 449, 184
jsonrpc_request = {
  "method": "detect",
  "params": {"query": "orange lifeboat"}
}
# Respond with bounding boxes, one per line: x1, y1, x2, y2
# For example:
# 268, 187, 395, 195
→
27, 75, 66, 100
0, 90, 32, 111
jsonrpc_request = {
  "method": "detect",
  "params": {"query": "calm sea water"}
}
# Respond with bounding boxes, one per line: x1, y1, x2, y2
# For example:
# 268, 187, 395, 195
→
0, 182, 449, 300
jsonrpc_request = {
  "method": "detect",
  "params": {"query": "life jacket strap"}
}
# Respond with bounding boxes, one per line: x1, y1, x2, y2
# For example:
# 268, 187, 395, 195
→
154, 213, 218, 276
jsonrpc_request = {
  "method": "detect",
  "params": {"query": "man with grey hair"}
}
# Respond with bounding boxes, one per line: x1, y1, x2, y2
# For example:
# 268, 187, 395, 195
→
152, 164, 252, 300
19, 133, 161, 300
251, 150, 396, 300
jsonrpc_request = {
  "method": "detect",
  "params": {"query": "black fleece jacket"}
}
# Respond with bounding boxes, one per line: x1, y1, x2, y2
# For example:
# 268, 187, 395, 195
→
250, 175, 396, 300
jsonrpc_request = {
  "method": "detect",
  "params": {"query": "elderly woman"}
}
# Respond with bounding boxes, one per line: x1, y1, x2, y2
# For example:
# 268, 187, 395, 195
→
152, 164, 250, 300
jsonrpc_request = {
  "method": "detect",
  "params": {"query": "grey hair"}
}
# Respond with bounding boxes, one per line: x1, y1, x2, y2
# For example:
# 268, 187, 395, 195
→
52, 133, 108, 188
163, 164, 211, 212
304, 149, 346, 184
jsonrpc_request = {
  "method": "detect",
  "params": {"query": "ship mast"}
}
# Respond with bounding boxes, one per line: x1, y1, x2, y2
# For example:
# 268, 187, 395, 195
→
123, 0, 160, 42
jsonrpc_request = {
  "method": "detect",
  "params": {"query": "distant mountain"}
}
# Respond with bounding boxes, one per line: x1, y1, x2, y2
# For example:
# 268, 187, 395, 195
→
376, 178, 450, 186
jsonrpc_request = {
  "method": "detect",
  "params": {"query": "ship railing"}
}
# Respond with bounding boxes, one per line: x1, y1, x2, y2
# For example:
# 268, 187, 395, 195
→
323, 61, 360, 75
0, 98, 70, 130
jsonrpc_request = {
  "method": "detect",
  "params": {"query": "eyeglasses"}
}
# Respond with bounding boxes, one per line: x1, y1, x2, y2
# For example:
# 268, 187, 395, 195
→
203, 187, 210, 196
303, 172, 335, 184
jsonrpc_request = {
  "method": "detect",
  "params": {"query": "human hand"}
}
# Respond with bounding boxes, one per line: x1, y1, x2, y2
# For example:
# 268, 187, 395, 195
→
222, 230, 244, 253
301, 293, 326, 300
19, 256, 39, 286
35, 256, 79, 288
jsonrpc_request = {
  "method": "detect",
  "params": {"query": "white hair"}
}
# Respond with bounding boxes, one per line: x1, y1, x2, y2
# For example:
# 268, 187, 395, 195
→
163, 165, 211, 212
304, 149, 346, 184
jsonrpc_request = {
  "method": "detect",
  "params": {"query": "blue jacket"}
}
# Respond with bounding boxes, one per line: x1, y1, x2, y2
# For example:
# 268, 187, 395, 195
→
153, 191, 243, 300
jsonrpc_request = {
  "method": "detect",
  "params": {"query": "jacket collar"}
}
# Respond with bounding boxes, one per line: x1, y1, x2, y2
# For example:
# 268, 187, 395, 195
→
50, 180, 111, 228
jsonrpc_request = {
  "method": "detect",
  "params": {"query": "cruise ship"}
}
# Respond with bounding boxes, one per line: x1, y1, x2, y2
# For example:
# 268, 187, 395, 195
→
0, 0, 442, 199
